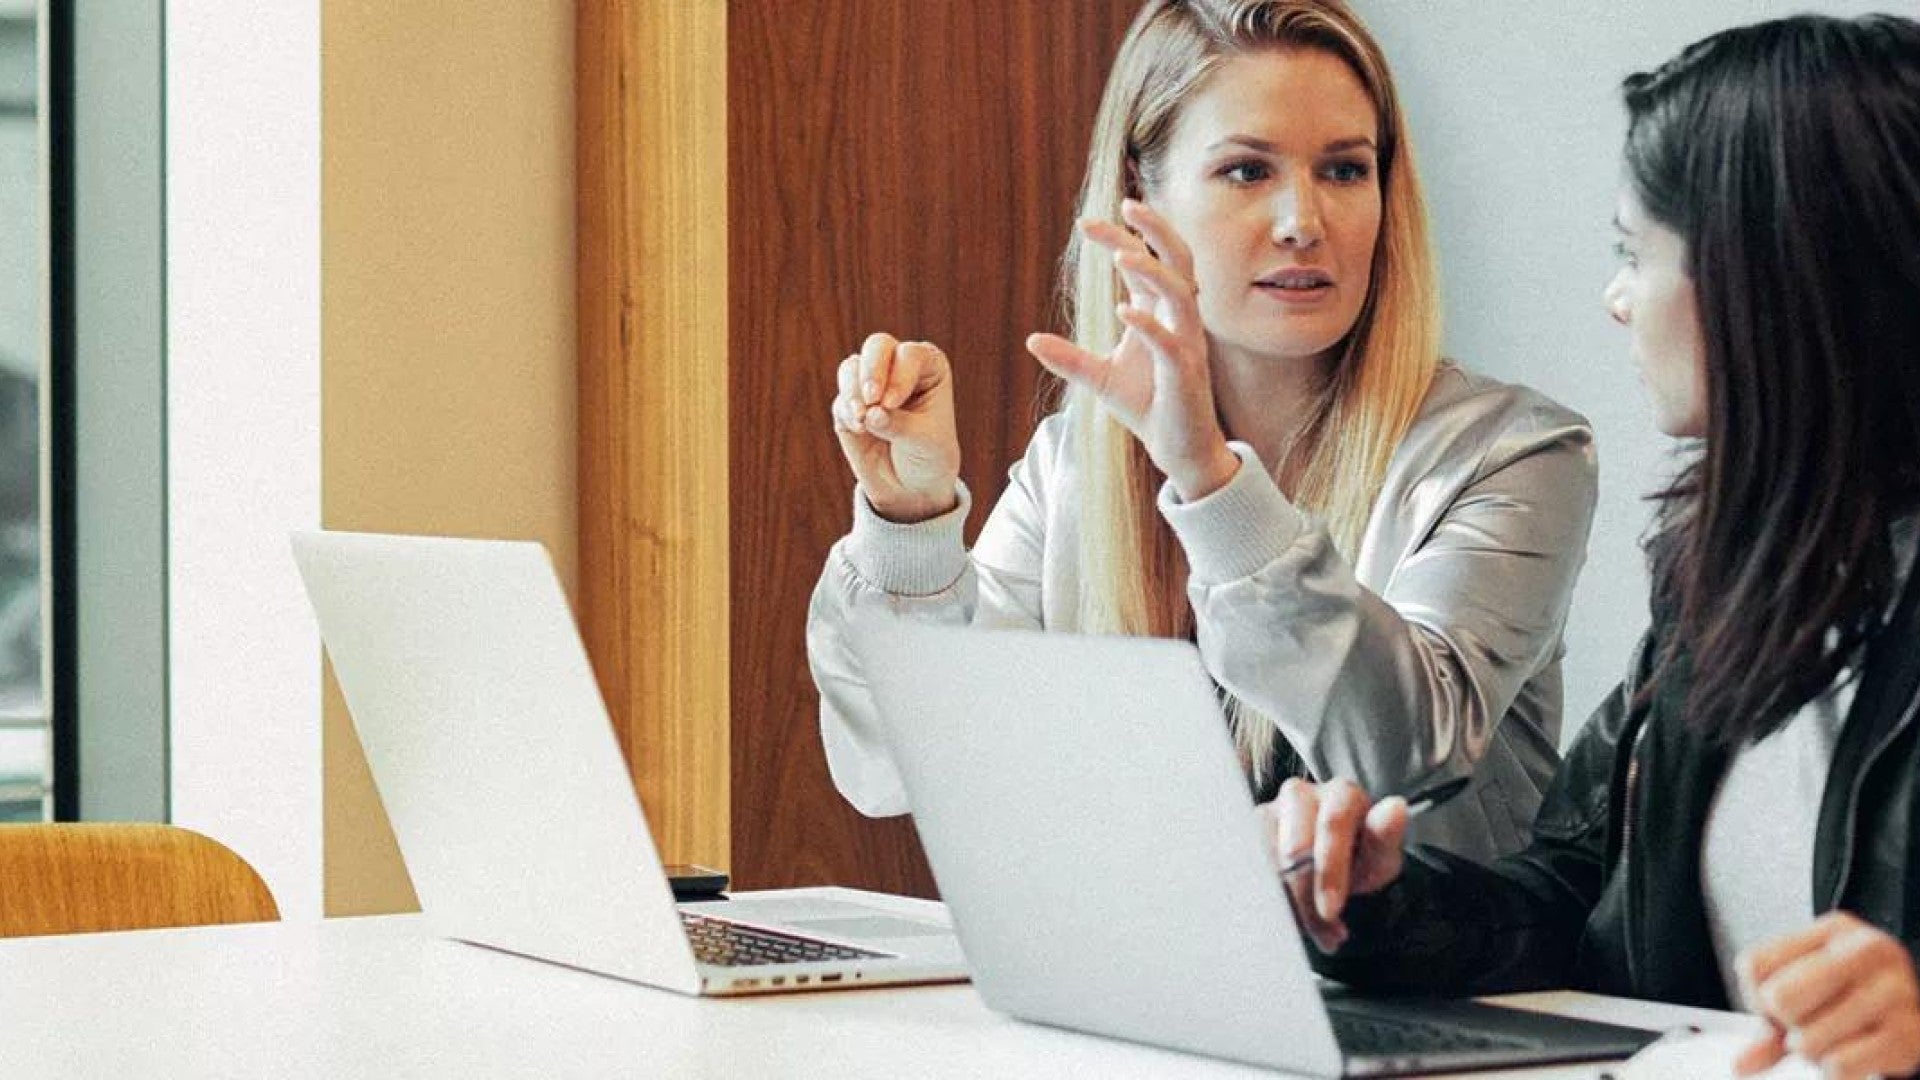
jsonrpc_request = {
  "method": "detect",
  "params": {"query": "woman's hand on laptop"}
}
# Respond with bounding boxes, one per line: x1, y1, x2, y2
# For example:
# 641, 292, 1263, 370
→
1260, 778, 1410, 953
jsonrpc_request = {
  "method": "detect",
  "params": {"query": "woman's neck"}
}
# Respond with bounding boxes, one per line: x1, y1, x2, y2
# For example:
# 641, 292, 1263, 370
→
1210, 342, 1335, 486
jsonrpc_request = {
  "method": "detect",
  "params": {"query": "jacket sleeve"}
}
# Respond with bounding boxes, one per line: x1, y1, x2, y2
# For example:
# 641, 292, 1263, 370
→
1162, 401, 1597, 795
1306, 681, 1631, 995
806, 423, 1057, 817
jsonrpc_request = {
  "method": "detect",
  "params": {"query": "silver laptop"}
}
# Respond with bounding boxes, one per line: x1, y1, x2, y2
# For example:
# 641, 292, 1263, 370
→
291, 530, 966, 996
855, 622, 1657, 1077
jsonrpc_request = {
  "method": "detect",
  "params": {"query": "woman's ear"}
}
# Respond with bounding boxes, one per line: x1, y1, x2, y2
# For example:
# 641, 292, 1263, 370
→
1123, 156, 1151, 243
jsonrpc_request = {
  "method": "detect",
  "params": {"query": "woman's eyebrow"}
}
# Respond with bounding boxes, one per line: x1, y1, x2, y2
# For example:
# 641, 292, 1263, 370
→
1320, 137, 1377, 155
1201, 135, 1378, 154
1612, 214, 1636, 235
1204, 135, 1279, 153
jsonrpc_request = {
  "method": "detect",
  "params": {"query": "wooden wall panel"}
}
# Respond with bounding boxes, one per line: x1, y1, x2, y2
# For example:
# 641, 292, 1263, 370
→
577, 0, 731, 871
728, 1, 1140, 894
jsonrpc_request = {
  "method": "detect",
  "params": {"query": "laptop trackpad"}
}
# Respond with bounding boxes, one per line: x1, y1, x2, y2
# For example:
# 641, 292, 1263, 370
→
785, 915, 951, 940
710, 894, 957, 955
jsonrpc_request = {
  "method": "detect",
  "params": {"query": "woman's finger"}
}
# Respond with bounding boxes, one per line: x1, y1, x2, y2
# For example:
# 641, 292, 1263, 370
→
1743, 912, 1853, 992
1121, 198, 1198, 284
1115, 304, 1183, 367
1732, 1024, 1788, 1077
1275, 779, 1342, 951
1078, 215, 1152, 262
1790, 969, 1904, 1061
835, 388, 872, 435
1353, 795, 1409, 894
1114, 251, 1201, 331
1762, 922, 1893, 1025
1313, 779, 1368, 924
858, 332, 899, 407
1086, 220, 1156, 311
1275, 778, 1319, 869
1026, 332, 1113, 397
887, 341, 946, 411
837, 353, 859, 398
1816, 1018, 1920, 1080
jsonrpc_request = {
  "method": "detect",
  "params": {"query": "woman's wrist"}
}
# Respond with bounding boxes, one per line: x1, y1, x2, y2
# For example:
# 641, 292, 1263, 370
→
868, 484, 961, 525
1167, 442, 1243, 503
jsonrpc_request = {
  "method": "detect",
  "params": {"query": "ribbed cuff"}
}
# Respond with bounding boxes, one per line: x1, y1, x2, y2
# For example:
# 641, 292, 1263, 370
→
1158, 442, 1308, 584
845, 480, 973, 596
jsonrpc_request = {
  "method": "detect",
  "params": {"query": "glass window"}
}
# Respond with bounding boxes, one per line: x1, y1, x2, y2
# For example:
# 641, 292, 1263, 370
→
0, 0, 46, 823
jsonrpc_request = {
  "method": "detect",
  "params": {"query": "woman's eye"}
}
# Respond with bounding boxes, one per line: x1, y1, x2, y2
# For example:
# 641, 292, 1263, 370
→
1220, 161, 1270, 185
1612, 240, 1639, 268
1325, 161, 1372, 184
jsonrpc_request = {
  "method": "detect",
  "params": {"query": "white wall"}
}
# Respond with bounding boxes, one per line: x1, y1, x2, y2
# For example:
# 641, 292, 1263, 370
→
0, 12, 35, 377
165, 1, 323, 918
1348, 0, 1890, 735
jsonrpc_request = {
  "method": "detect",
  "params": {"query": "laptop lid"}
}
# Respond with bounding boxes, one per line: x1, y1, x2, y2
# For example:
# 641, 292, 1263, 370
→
858, 623, 1661, 1075
291, 530, 702, 993
857, 621, 1345, 1076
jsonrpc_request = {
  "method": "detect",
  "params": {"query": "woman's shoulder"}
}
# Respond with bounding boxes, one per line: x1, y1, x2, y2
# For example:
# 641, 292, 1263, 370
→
990, 408, 1079, 510
1019, 409, 1075, 473
1416, 362, 1592, 437
1403, 362, 1596, 473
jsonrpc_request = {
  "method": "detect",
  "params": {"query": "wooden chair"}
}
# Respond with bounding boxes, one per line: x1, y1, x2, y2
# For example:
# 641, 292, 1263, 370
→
0, 823, 279, 938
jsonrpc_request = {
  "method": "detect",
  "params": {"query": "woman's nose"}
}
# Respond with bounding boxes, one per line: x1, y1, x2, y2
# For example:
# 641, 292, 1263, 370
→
1270, 178, 1324, 249
1603, 274, 1630, 326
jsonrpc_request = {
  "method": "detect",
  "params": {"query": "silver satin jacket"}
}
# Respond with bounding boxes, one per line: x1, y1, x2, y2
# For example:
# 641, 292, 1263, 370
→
807, 364, 1599, 863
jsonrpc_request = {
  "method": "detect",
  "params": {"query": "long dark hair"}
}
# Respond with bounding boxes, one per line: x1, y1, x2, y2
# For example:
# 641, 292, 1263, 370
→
1625, 14, 1920, 743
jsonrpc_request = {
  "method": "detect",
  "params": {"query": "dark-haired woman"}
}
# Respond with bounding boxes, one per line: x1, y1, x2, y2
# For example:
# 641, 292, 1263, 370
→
1263, 14, 1920, 1080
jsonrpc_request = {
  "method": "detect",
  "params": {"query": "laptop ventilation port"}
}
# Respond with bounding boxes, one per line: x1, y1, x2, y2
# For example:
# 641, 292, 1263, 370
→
735, 979, 759, 989
771, 977, 785, 987
796, 976, 810, 985
821, 974, 843, 983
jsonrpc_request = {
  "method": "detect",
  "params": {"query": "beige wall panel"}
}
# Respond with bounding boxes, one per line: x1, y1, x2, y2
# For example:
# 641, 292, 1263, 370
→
321, 0, 577, 916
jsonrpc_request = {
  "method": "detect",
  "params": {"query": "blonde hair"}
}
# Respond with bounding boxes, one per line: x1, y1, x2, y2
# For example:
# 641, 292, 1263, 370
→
1060, 0, 1440, 790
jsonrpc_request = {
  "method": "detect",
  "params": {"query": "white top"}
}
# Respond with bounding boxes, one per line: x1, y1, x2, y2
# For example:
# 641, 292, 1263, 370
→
1700, 677, 1852, 1009
0, 914, 1755, 1079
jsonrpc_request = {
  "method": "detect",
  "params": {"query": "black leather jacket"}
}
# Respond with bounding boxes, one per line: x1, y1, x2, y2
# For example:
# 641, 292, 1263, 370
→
1312, 576, 1920, 1009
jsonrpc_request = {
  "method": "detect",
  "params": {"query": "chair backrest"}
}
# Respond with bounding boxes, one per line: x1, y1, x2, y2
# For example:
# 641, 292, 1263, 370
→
0, 824, 279, 938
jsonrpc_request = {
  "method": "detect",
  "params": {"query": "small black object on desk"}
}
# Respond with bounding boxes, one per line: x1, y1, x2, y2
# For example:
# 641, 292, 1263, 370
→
666, 864, 730, 902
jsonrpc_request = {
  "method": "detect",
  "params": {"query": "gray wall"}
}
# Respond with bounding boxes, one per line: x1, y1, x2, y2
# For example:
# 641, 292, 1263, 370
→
1349, 0, 1892, 739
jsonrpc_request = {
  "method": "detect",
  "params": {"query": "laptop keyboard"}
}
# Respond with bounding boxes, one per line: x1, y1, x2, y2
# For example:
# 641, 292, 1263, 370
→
680, 912, 891, 967
1330, 1010, 1543, 1055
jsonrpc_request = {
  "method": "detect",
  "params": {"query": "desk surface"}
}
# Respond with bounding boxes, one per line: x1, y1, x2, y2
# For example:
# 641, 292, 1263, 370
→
0, 914, 1744, 1078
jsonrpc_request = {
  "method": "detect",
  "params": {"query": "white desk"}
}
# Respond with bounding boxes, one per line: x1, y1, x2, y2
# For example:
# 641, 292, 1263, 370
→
0, 914, 1744, 1078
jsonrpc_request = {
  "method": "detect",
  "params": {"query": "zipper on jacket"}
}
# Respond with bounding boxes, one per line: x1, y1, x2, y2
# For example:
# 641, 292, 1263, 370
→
1618, 716, 1652, 990
1826, 697, 1920, 909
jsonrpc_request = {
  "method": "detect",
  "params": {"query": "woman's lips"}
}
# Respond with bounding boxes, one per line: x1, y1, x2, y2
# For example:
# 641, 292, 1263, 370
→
1254, 269, 1335, 304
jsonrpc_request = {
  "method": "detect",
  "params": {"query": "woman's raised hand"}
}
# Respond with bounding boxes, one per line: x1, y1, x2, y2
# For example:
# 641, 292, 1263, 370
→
831, 332, 963, 524
1027, 199, 1240, 501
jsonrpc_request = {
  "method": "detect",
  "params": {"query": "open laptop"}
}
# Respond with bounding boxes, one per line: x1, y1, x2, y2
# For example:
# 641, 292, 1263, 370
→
291, 530, 966, 996
854, 622, 1658, 1077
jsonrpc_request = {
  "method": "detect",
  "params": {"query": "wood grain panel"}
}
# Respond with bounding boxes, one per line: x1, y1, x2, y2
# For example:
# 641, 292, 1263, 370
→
577, 0, 731, 871
728, 1, 1140, 894
0, 824, 279, 937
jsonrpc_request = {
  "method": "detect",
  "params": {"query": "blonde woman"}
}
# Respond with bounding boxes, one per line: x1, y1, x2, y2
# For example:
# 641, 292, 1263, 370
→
810, 0, 1597, 862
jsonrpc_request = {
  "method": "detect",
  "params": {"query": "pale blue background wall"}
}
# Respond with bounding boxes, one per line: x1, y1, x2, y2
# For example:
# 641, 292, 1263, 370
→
1349, 0, 1894, 737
